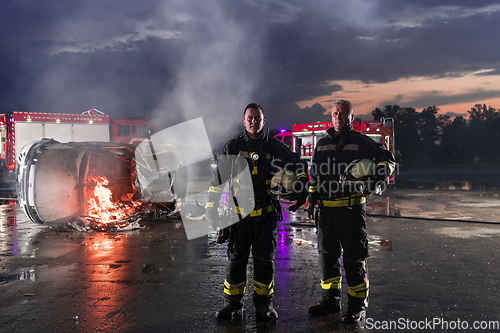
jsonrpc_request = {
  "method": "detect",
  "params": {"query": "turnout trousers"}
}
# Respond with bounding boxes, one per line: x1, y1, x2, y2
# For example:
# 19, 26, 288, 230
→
317, 203, 369, 310
223, 215, 277, 305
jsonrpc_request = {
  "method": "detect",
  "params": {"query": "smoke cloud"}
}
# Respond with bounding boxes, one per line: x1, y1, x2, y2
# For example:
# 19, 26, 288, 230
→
150, 0, 264, 150
2, 1, 500, 137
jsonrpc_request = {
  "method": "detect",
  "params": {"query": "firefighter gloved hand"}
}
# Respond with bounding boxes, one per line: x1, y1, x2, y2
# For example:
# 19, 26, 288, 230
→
288, 177, 309, 212
374, 164, 389, 182
288, 190, 307, 212
216, 227, 231, 244
366, 165, 389, 193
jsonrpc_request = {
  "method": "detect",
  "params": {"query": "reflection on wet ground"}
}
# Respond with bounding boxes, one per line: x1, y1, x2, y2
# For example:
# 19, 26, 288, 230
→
1, 181, 500, 332
0, 200, 47, 259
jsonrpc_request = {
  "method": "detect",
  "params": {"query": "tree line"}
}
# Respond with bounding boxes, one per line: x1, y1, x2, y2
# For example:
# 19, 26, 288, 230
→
371, 104, 500, 166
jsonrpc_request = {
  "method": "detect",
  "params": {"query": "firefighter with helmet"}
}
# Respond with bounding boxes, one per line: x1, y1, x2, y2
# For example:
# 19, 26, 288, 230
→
205, 103, 308, 321
307, 99, 395, 324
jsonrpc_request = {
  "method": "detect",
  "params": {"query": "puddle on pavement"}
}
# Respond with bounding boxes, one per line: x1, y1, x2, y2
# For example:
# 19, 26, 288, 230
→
0, 264, 77, 284
17, 267, 37, 281
0, 268, 32, 284
277, 206, 318, 252
369, 236, 393, 251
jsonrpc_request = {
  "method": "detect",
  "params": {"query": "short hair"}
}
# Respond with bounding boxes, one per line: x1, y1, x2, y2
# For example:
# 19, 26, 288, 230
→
244, 103, 264, 117
331, 99, 353, 114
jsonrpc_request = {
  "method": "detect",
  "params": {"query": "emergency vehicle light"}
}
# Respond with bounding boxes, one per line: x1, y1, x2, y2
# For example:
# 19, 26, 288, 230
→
307, 124, 325, 129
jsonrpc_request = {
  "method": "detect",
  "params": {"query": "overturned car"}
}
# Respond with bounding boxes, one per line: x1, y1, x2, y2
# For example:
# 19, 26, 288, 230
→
17, 138, 188, 230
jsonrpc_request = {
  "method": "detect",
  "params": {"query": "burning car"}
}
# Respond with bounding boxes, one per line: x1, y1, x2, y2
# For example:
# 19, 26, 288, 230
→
17, 138, 188, 230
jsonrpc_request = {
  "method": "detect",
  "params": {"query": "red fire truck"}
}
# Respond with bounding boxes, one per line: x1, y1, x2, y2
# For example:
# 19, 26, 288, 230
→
274, 118, 396, 182
0, 109, 153, 197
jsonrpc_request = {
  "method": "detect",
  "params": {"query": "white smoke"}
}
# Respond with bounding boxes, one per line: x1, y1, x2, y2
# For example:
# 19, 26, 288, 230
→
151, 0, 264, 149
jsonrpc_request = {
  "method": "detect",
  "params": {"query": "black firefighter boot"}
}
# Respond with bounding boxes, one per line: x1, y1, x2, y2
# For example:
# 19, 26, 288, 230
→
341, 307, 366, 324
253, 293, 278, 322
341, 294, 368, 324
215, 294, 243, 319
308, 289, 341, 316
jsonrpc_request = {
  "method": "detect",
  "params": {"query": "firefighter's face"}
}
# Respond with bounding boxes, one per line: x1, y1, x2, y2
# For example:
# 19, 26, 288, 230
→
243, 108, 266, 137
331, 104, 353, 132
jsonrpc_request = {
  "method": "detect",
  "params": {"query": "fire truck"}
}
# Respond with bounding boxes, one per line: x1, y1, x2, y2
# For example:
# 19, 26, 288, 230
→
0, 109, 153, 197
274, 118, 396, 182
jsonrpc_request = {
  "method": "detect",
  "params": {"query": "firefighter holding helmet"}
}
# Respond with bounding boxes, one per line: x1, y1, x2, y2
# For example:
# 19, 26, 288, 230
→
205, 103, 308, 321
307, 99, 395, 324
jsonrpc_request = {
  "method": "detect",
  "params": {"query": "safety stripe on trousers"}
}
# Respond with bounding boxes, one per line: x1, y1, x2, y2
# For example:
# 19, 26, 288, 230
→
224, 279, 246, 296
347, 281, 369, 298
320, 276, 342, 290
253, 279, 274, 296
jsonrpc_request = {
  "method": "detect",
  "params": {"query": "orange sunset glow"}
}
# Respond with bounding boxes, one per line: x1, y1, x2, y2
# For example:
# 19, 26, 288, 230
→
297, 69, 500, 119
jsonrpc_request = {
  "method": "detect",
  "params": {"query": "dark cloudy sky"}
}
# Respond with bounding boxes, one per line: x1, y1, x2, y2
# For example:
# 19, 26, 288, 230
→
2, 0, 500, 147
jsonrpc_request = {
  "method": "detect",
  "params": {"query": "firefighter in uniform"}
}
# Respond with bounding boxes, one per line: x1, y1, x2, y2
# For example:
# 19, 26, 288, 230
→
307, 99, 395, 324
205, 103, 308, 321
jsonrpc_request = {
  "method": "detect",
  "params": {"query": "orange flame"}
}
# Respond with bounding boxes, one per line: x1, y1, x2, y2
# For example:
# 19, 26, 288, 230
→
87, 176, 145, 225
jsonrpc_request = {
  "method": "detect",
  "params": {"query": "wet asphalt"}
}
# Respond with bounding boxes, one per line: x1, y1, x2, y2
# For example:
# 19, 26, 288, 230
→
1, 176, 500, 332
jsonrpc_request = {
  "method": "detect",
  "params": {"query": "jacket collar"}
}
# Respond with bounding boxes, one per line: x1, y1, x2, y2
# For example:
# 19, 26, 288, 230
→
327, 124, 352, 139
243, 129, 267, 141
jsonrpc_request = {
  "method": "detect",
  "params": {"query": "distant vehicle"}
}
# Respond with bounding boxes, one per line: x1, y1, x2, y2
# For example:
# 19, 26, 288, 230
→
275, 118, 397, 183
273, 130, 292, 148
17, 139, 187, 229
0, 109, 154, 197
